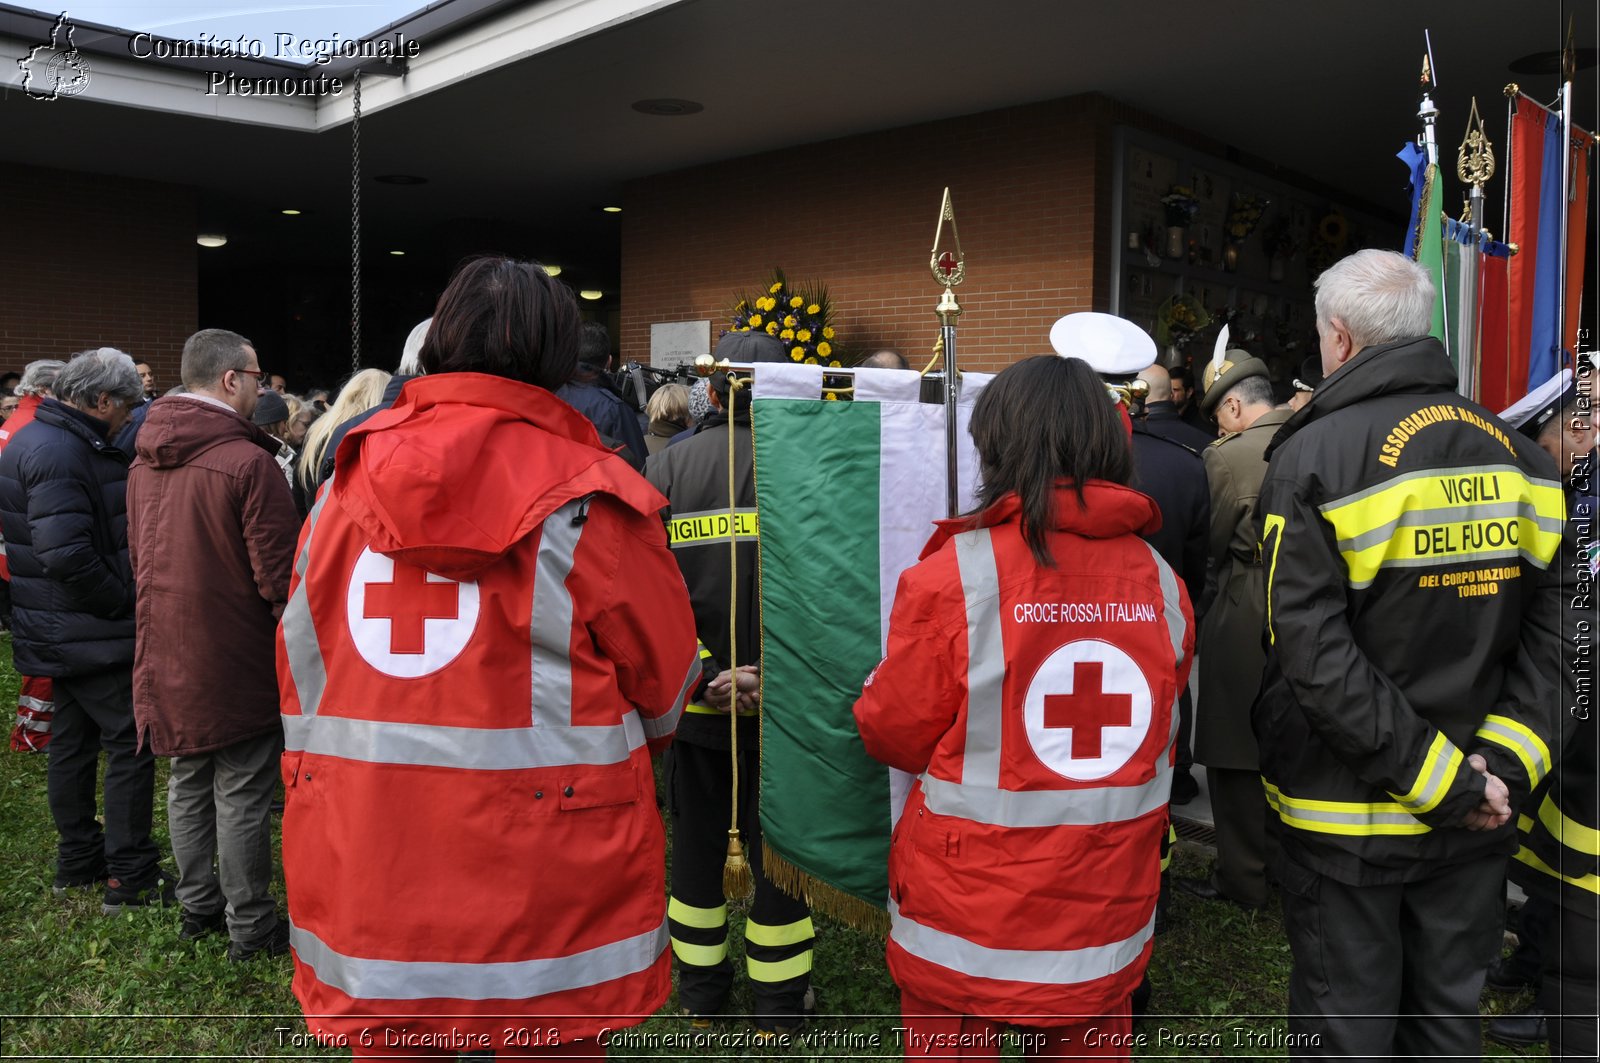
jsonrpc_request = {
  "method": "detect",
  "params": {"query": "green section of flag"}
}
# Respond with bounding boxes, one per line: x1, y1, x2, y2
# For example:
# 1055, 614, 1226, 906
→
1441, 231, 1463, 371
752, 398, 891, 909
1416, 163, 1448, 342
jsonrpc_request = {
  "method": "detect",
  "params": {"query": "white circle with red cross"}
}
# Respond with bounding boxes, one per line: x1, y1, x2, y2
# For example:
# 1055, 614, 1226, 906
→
346, 548, 480, 678
1022, 639, 1153, 782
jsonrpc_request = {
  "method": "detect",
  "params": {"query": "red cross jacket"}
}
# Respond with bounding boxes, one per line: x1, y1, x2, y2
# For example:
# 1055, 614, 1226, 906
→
854, 481, 1193, 1021
276, 373, 700, 1047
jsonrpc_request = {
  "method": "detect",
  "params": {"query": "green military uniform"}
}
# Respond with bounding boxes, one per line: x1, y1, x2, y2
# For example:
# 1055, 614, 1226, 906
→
1195, 404, 1293, 907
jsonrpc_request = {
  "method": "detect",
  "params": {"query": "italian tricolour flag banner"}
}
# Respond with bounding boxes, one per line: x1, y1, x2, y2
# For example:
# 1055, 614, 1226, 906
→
751, 362, 990, 931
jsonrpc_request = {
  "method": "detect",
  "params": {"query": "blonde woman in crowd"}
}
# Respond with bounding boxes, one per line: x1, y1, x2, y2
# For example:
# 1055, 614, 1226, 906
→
643, 382, 690, 455
295, 368, 391, 495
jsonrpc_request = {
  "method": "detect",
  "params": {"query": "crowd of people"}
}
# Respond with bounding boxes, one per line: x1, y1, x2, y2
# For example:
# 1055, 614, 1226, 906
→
0, 247, 1593, 1061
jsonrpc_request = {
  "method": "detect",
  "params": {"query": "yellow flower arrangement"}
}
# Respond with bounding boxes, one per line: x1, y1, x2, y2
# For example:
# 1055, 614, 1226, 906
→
729, 269, 840, 367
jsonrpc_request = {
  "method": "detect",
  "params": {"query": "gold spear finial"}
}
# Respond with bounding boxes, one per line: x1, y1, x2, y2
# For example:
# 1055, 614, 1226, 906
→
929, 187, 965, 290
1456, 96, 1496, 217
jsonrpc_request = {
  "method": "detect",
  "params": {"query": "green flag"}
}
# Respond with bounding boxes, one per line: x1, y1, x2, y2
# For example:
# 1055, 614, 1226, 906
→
750, 366, 986, 930
1415, 162, 1448, 342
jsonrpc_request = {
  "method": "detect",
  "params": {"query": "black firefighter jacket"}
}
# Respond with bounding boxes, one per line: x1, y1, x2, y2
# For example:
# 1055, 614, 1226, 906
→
1252, 336, 1565, 885
643, 407, 757, 750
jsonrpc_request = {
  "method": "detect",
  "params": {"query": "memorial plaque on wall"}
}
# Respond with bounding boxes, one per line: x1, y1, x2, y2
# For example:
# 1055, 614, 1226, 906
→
649, 320, 711, 369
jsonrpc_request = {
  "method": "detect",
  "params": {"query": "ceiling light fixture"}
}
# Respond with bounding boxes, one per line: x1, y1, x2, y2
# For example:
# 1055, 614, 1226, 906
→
374, 174, 429, 185
544, 265, 563, 277
602, 206, 623, 213
196, 234, 228, 248
631, 98, 704, 116
280, 209, 302, 216
390, 250, 406, 256
579, 290, 604, 301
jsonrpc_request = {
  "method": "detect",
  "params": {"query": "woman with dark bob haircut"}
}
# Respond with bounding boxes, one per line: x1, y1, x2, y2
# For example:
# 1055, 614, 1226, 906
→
278, 256, 701, 1059
855, 354, 1194, 1060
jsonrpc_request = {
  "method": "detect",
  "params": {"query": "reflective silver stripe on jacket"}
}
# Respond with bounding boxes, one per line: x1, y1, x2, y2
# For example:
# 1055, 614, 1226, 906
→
642, 656, 701, 741
919, 763, 1173, 828
281, 712, 646, 770
280, 483, 333, 718
290, 917, 668, 1002
953, 529, 1003, 789
1137, 540, 1186, 666
888, 899, 1152, 986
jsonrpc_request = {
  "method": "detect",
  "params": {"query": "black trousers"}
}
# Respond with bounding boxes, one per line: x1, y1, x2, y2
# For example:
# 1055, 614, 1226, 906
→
1207, 766, 1273, 907
1538, 900, 1599, 1059
1175, 687, 1194, 772
49, 669, 158, 884
1278, 850, 1504, 1062
664, 738, 812, 1020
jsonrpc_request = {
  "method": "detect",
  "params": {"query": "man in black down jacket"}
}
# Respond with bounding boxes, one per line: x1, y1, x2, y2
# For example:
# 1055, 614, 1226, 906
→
0, 348, 168, 912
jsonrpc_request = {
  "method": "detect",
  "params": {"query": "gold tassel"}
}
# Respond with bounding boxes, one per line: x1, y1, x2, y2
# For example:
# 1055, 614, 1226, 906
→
722, 829, 754, 899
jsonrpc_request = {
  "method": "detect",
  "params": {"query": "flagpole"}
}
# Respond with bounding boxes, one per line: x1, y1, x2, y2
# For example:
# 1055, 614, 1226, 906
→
1557, 27, 1574, 370
1456, 97, 1496, 401
929, 188, 966, 519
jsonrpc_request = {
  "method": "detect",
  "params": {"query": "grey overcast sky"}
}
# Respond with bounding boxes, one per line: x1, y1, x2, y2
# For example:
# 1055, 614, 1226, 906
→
31, 2, 427, 59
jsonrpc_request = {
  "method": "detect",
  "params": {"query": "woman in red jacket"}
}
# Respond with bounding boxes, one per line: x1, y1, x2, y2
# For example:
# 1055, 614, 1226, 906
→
277, 258, 701, 1059
855, 355, 1193, 1061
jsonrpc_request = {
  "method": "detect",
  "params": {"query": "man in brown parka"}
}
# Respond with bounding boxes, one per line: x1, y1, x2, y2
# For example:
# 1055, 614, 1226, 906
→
126, 329, 299, 961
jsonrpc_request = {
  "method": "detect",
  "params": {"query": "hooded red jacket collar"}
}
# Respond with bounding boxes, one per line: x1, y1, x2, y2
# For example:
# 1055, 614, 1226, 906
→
920, 480, 1162, 560
333, 373, 666, 580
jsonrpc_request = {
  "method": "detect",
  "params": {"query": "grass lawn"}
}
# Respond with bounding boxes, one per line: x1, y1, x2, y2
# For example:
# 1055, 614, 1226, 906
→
0, 641, 1540, 1059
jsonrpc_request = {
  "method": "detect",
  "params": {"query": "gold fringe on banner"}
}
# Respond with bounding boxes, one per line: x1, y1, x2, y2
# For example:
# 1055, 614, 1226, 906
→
763, 841, 890, 937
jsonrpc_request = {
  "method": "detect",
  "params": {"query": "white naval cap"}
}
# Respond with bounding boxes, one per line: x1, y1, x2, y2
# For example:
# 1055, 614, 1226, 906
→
1048, 312, 1157, 377
1499, 368, 1577, 438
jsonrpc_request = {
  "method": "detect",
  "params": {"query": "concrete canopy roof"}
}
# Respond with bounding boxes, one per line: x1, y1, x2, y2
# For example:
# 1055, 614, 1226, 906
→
1, 0, 1594, 295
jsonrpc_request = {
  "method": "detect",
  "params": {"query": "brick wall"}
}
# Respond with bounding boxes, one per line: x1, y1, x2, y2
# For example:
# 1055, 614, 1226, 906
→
622, 95, 1109, 375
0, 164, 197, 389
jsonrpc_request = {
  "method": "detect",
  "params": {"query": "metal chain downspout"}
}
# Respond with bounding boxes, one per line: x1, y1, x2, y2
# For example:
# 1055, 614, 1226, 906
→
349, 70, 363, 371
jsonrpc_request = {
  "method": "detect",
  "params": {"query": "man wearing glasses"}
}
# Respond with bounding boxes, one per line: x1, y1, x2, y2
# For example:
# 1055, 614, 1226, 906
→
126, 329, 299, 961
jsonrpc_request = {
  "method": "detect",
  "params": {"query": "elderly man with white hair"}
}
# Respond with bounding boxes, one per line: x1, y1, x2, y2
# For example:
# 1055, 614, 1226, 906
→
0, 348, 170, 912
1252, 249, 1565, 1059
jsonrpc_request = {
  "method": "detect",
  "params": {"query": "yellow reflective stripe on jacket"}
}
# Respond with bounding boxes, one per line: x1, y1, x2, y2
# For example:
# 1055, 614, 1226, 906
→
1262, 779, 1430, 836
1317, 466, 1564, 588
1260, 513, 1286, 645
1533, 794, 1600, 857
667, 508, 759, 548
683, 704, 757, 716
1388, 731, 1464, 815
1475, 714, 1554, 788
1513, 842, 1600, 895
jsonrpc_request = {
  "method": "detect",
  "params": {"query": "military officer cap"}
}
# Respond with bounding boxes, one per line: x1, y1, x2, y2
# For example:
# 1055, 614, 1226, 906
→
1291, 354, 1324, 396
1198, 325, 1270, 415
1049, 313, 1156, 380
1499, 367, 1578, 439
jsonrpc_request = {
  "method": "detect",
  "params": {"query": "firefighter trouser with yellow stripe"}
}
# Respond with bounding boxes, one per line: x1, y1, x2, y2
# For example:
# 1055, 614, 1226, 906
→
664, 738, 813, 1019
